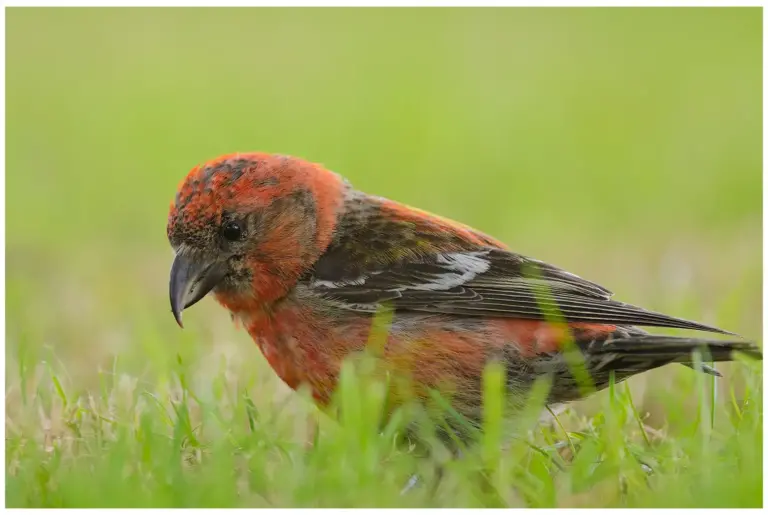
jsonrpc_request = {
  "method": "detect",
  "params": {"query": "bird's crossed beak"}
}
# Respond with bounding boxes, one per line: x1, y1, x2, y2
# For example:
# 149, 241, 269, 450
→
169, 253, 227, 328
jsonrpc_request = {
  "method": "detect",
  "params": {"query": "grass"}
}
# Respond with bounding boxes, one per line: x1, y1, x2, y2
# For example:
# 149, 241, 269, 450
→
4, 343, 763, 507
5, 7, 763, 508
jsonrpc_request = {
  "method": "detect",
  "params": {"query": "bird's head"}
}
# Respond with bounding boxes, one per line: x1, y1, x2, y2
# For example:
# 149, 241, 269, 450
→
167, 152, 347, 327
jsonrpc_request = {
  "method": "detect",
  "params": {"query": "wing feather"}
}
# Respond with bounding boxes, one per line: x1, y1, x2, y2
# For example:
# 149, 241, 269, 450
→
308, 247, 732, 335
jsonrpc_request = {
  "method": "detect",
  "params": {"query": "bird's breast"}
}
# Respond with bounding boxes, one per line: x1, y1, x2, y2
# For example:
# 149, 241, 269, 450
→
237, 302, 366, 403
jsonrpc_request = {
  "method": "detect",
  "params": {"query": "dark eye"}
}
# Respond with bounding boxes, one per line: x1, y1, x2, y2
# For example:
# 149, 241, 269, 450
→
221, 221, 243, 241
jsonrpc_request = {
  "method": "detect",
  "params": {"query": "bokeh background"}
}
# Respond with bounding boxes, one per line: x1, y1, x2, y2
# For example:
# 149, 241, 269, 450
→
5, 7, 762, 507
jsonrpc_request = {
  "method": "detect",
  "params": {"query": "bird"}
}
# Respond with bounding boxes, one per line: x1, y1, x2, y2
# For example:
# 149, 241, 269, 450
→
167, 152, 761, 445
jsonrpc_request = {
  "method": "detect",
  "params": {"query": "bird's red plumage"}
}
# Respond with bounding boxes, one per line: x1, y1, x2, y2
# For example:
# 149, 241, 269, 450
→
167, 152, 759, 441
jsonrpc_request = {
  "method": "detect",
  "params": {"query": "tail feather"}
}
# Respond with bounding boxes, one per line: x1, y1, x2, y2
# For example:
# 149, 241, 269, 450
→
589, 336, 762, 376
681, 362, 722, 377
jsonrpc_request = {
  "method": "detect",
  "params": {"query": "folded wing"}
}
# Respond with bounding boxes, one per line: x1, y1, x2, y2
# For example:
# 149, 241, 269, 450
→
308, 248, 732, 335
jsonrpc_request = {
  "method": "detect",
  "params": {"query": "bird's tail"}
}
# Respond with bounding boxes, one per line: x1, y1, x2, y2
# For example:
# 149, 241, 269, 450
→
590, 335, 762, 378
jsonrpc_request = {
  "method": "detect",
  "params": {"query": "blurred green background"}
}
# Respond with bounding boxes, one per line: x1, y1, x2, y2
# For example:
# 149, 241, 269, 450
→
5, 7, 762, 507
7, 7, 761, 370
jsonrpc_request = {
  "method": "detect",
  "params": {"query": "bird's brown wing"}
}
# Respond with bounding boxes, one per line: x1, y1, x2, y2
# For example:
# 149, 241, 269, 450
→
307, 247, 733, 335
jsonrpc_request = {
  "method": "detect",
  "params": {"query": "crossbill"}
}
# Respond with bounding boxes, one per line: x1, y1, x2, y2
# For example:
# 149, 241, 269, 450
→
167, 152, 760, 442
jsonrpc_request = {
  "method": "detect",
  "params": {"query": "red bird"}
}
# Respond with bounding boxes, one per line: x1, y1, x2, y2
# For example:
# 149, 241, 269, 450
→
167, 152, 760, 440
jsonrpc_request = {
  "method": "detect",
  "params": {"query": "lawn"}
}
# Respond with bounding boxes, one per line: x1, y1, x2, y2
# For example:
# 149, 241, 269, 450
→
5, 7, 762, 508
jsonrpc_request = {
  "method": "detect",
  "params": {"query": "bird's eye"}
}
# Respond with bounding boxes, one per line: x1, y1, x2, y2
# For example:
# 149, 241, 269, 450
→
221, 221, 243, 241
